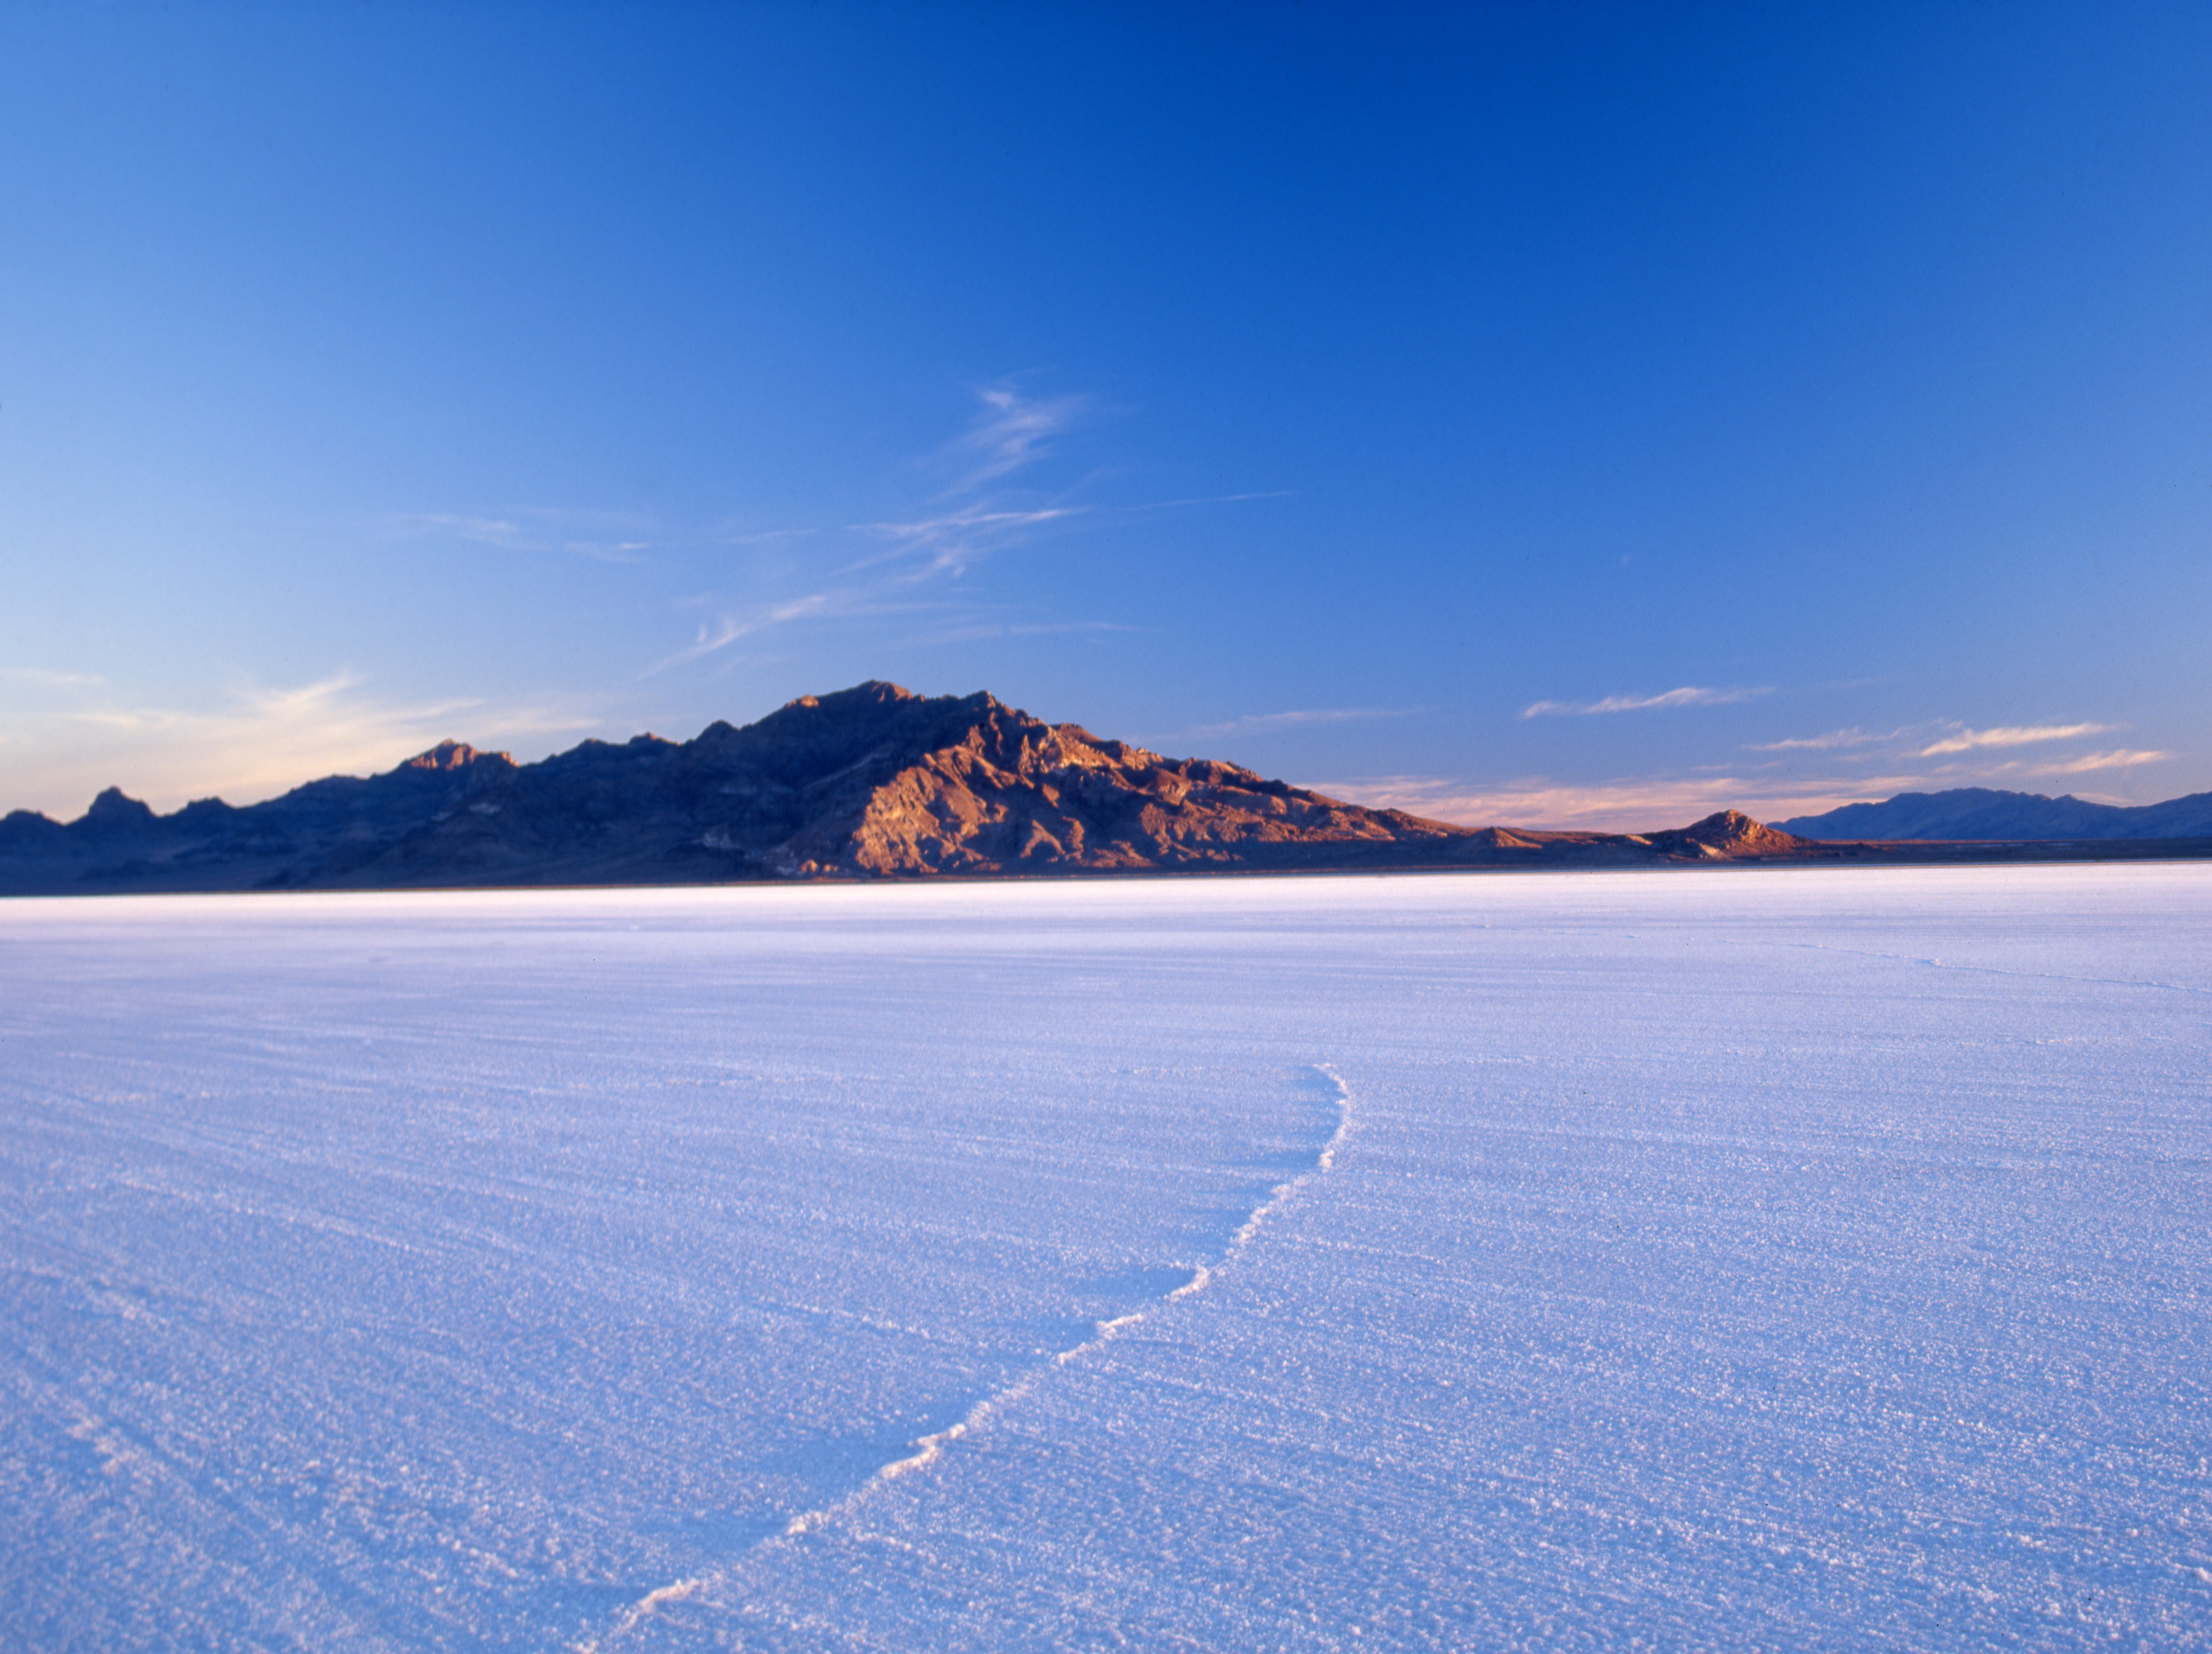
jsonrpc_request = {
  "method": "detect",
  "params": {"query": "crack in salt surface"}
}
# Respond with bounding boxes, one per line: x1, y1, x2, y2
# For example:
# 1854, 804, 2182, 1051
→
579, 1064, 1351, 1652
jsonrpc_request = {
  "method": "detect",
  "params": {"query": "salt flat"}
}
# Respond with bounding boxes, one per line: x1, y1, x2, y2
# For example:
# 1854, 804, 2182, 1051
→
2, 865, 2207, 1652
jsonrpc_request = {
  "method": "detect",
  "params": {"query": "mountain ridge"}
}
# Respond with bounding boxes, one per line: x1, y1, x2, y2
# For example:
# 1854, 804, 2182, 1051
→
5, 684, 2206, 894
3, 681, 1820, 892
1779, 786, 2212, 842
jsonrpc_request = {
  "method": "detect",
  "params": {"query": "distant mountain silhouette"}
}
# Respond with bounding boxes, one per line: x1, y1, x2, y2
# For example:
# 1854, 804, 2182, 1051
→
1779, 787, 2212, 841
4, 684, 2204, 895
2, 681, 1848, 893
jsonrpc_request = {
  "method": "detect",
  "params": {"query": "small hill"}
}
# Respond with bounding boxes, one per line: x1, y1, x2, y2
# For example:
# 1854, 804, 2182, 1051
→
1643, 810, 1814, 860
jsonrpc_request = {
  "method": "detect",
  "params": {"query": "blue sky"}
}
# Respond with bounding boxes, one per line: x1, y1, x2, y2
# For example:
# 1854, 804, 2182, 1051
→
3, 2, 2208, 827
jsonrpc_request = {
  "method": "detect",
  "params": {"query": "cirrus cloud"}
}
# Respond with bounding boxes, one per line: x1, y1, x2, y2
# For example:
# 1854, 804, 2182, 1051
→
1298, 770, 1947, 833
1746, 726, 1904, 753
1917, 722, 2116, 756
1174, 707, 1427, 743
2027, 748, 2170, 776
1519, 685, 1771, 719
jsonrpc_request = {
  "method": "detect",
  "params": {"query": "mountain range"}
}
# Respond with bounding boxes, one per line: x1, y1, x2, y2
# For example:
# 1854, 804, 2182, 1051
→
3, 681, 1823, 893
1779, 787, 2212, 842
3, 683, 2205, 895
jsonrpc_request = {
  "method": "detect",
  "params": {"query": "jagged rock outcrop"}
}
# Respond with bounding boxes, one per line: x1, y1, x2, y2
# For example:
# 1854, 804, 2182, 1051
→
8, 681, 2192, 895
334, 683, 1476, 885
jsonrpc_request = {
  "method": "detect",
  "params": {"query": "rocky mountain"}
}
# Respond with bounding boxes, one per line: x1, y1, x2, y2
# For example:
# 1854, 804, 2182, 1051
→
2, 681, 1851, 894
1779, 786, 2212, 841
9, 684, 2205, 894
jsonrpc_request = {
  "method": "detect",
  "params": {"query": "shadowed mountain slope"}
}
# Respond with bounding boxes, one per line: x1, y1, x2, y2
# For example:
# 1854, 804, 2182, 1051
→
1780, 787, 2212, 842
6, 684, 2201, 894
4, 684, 1536, 891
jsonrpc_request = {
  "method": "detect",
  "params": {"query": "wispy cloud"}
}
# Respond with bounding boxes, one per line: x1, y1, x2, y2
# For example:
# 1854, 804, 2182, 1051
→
655, 385, 1123, 672
2028, 748, 2170, 775
1289, 705, 2180, 832
2, 672, 602, 816
862, 506, 1085, 543
944, 385, 1087, 490
389, 385, 1275, 679
843, 504, 1087, 578
1299, 763, 2076, 834
1117, 490, 1297, 512
891, 619, 1145, 648
1917, 721, 2115, 756
0, 667, 107, 690
382, 386, 1282, 677
378, 508, 654, 564
1176, 707, 1426, 742
1747, 726, 1902, 753
647, 594, 856, 674
1298, 772, 1802, 832
1520, 685, 1770, 719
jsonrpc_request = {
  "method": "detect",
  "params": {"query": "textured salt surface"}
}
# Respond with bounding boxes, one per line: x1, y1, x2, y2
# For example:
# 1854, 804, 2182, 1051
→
2, 866, 2207, 1651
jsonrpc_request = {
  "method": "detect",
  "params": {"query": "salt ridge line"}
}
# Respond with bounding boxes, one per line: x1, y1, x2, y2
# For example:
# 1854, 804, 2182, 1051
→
578, 1064, 1353, 1653
1165, 1065, 1350, 1306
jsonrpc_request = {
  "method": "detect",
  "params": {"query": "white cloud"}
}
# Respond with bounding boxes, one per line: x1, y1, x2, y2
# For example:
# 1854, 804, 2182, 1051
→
944, 385, 1087, 489
1175, 708, 1426, 742
1115, 490, 1297, 512
385, 386, 1281, 679
1917, 722, 2114, 756
844, 504, 1087, 579
377, 508, 653, 564
2028, 748, 2171, 775
646, 386, 1104, 671
892, 619, 1145, 648
861, 506, 1083, 543
385, 385, 1276, 681
1746, 726, 1901, 753
646, 594, 863, 674
1519, 685, 1770, 719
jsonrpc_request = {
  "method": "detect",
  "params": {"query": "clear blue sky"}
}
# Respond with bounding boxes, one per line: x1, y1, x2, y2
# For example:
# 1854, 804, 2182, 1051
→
4, 1, 2208, 827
